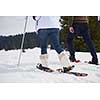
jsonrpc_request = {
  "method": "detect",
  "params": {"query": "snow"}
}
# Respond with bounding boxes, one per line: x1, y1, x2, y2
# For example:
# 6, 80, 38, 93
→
0, 47, 100, 83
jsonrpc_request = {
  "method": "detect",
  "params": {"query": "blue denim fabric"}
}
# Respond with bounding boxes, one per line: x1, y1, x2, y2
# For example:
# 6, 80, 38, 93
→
38, 28, 64, 54
67, 23, 98, 62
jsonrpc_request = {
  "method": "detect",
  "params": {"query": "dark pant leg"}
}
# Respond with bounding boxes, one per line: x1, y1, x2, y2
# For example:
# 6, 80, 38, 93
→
49, 28, 64, 54
67, 31, 76, 60
81, 24, 98, 62
38, 29, 48, 54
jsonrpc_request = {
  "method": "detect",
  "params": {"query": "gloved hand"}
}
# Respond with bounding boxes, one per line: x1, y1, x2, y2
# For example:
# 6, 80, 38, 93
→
69, 26, 74, 33
32, 16, 36, 20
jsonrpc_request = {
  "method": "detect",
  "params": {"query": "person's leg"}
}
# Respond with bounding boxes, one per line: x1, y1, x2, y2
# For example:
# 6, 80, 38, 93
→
67, 31, 76, 61
67, 24, 81, 62
49, 28, 72, 68
38, 29, 48, 54
38, 29, 49, 66
49, 28, 64, 54
81, 23, 98, 64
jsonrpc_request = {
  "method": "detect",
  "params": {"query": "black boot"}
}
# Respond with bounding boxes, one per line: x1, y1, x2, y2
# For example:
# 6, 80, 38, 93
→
69, 55, 76, 62
69, 55, 80, 63
88, 58, 98, 65
88, 61, 98, 65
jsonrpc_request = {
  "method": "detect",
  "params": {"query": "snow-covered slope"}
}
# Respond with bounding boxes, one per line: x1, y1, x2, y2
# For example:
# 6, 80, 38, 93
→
0, 48, 100, 83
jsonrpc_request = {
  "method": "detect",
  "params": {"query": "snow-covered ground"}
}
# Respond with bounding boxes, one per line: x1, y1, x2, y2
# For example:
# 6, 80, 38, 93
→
0, 47, 100, 83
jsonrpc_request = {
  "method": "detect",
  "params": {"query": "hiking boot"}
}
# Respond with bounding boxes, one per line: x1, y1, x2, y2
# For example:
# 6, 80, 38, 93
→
88, 58, 99, 65
69, 56, 80, 63
88, 61, 98, 65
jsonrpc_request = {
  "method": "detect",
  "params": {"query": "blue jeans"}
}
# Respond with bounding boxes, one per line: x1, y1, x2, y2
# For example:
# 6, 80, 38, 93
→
38, 28, 64, 54
67, 23, 98, 62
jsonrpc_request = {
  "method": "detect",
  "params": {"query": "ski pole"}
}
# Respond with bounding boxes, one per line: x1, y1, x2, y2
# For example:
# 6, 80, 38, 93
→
17, 16, 28, 66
